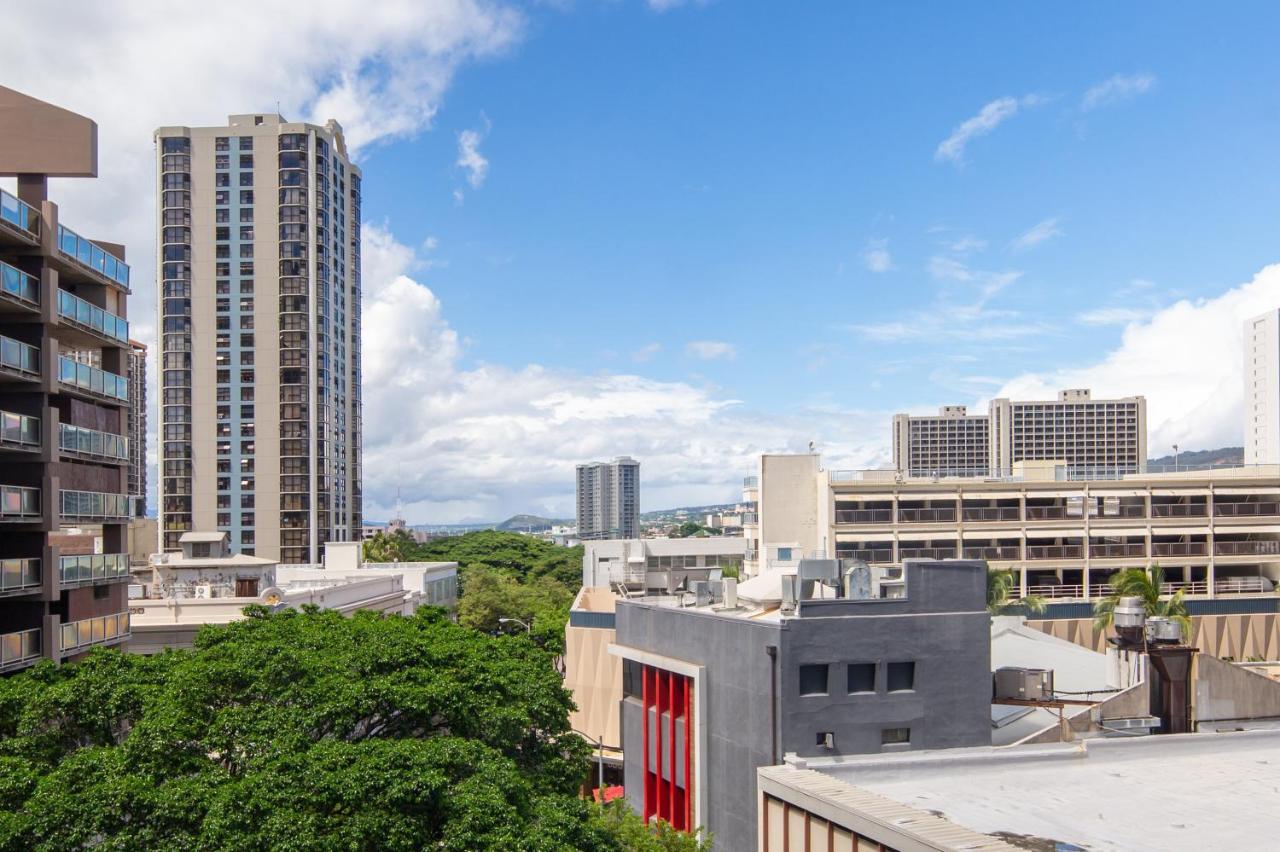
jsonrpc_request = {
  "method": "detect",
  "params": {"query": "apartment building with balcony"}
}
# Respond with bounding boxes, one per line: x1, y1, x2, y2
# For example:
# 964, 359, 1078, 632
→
155, 113, 362, 563
892, 388, 1147, 479
0, 86, 135, 673
576, 456, 640, 540
1245, 308, 1280, 465
127, 339, 146, 517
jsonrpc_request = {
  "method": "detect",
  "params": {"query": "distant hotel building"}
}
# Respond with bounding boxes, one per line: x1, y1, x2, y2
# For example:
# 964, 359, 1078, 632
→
155, 112, 363, 563
576, 456, 640, 540
893, 388, 1146, 478
1245, 308, 1280, 465
128, 339, 146, 516
0, 86, 136, 672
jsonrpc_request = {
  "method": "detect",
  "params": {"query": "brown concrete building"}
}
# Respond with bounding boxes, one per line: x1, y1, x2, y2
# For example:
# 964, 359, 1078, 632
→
0, 86, 134, 673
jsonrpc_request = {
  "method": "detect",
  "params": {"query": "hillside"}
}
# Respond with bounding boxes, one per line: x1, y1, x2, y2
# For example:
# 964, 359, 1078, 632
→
1146, 446, 1243, 470
496, 514, 568, 532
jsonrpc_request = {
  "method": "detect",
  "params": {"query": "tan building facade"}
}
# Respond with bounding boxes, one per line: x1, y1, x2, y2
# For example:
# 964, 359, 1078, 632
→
155, 114, 362, 563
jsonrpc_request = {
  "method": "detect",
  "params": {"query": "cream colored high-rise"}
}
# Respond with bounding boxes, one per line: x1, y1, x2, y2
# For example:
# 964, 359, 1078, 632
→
1245, 309, 1280, 465
155, 114, 362, 563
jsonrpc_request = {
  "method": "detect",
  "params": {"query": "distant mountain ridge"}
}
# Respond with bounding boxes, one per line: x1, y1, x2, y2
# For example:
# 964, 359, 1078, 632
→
495, 514, 571, 532
1146, 446, 1243, 469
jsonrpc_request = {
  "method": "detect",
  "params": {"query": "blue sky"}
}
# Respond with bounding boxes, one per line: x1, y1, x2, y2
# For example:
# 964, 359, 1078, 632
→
6, 1, 1280, 522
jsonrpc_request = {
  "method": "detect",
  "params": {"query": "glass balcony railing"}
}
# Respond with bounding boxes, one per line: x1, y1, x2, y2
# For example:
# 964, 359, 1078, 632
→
0, 335, 40, 377
0, 485, 40, 520
0, 410, 40, 449
60, 612, 129, 654
0, 558, 40, 592
0, 188, 39, 238
56, 225, 129, 288
56, 289, 128, 342
58, 355, 128, 401
0, 260, 39, 306
0, 628, 41, 671
59, 490, 132, 522
59, 553, 129, 585
59, 422, 128, 461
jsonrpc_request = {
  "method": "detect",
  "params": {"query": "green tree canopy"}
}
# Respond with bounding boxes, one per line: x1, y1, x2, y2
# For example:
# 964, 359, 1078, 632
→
365, 530, 584, 590
0, 608, 706, 851
986, 568, 1046, 615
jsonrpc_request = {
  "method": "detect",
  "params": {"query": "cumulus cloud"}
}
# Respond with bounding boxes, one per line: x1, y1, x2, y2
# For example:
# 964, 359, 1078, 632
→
990, 265, 1280, 452
1076, 306, 1157, 326
631, 342, 662, 363
1011, 217, 1063, 251
1082, 73, 1156, 111
935, 95, 1043, 164
457, 121, 490, 188
863, 238, 893, 273
685, 340, 737, 360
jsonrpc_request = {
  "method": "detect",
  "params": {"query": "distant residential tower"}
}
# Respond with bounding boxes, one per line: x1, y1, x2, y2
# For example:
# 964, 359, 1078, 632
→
576, 456, 640, 540
1245, 309, 1280, 466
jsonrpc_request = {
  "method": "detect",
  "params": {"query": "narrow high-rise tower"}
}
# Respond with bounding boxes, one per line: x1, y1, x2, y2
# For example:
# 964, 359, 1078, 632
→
155, 113, 362, 563
576, 456, 640, 540
1245, 309, 1280, 466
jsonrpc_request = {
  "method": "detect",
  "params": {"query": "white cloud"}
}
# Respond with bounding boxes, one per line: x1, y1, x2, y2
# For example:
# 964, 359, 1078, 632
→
856, 265, 1030, 343
929, 256, 975, 282
452, 188, 465, 204
1076, 306, 1156, 326
947, 235, 988, 254
863, 238, 893, 273
1011, 217, 1063, 251
685, 340, 737, 360
991, 264, 1280, 452
457, 121, 490, 188
1082, 73, 1156, 111
935, 95, 1043, 164
631, 342, 662, 363
646, 0, 709, 11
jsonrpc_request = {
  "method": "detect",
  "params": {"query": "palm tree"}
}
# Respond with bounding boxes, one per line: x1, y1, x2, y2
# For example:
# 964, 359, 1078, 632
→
1093, 563, 1191, 639
987, 568, 1047, 615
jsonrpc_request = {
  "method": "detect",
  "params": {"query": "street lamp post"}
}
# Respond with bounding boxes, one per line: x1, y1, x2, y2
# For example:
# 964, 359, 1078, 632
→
573, 729, 609, 797
1173, 444, 1180, 472
498, 617, 532, 634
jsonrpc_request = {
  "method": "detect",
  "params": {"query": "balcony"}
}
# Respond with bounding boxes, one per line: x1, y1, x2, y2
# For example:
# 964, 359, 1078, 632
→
962, 546, 1021, 560
0, 628, 41, 673
0, 485, 40, 522
1025, 544, 1084, 560
56, 224, 130, 289
59, 490, 132, 523
0, 187, 39, 243
0, 410, 40, 452
743, 475, 759, 488
1214, 502, 1280, 518
1214, 541, 1280, 557
898, 546, 957, 560
1088, 543, 1146, 559
834, 508, 893, 524
0, 335, 40, 381
898, 508, 956, 523
838, 549, 895, 564
58, 355, 128, 402
59, 422, 128, 463
1151, 504, 1207, 518
963, 507, 1020, 522
56, 289, 129, 344
1025, 506, 1068, 520
1026, 584, 1088, 600
60, 612, 130, 656
0, 558, 41, 595
1151, 542, 1208, 557
0, 260, 40, 312
60, 553, 130, 587
740, 512, 758, 525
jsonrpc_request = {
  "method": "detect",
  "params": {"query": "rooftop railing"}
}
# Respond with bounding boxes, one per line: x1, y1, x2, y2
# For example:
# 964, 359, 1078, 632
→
56, 289, 128, 342
0, 260, 39, 306
59, 489, 132, 522
0, 628, 41, 671
0, 410, 40, 449
58, 355, 128, 402
0, 188, 39, 239
60, 553, 129, 586
0, 558, 40, 593
60, 612, 129, 655
56, 225, 130, 288
0, 335, 39, 377
59, 422, 128, 462
0, 485, 40, 520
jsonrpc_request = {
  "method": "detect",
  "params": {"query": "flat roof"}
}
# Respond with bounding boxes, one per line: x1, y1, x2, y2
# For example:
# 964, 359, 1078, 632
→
794, 729, 1280, 851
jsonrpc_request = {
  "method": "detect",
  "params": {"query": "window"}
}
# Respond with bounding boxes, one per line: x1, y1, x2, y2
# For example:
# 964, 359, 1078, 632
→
798, 664, 829, 696
887, 661, 915, 692
777, 547, 793, 561
847, 663, 876, 694
622, 659, 643, 698
240, 190, 254, 205
881, 727, 910, 746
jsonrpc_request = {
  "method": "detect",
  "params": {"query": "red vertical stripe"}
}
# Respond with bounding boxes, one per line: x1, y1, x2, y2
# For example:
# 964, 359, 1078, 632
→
682, 674, 692, 831
667, 669, 676, 825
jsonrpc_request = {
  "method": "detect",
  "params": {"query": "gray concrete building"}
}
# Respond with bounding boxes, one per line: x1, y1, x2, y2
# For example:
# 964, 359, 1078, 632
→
576, 456, 639, 540
155, 113, 363, 562
609, 558, 991, 851
127, 339, 146, 516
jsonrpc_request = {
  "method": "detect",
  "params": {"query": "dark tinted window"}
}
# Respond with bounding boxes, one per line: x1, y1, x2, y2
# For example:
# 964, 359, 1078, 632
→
847, 663, 876, 693
881, 727, 910, 745
887, 661, 915, 692
799, 664, 829, 696
622, 659, 643, 698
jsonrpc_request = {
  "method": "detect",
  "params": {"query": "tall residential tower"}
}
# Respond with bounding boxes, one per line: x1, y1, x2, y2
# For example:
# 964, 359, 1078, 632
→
1245, 309, 1280, 466
576, 456, 640, 540
155, 113, 362, 563
1, 86, 134, 672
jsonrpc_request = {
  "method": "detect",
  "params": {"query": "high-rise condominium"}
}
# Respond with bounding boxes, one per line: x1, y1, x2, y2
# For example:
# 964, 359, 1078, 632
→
0, 86, 135, 672
576, 456, 640, 540
127, 340, 147, 516
1245, 309, 1280, 466
893, 389, 1146, 478
155, 113, 362, 563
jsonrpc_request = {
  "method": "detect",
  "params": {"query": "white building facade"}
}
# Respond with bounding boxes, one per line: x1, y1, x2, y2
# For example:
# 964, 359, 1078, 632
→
1245, 309, 1280, 465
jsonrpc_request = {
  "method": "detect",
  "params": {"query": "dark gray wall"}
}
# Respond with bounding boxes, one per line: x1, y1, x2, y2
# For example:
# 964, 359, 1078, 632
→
616, 559, 991, 852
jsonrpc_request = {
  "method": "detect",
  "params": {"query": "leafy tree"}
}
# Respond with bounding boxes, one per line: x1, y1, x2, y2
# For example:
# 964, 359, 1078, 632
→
986, 569, 1047, 615
456, 565, 573, 654
1093, 564, 1192, 639
0, 608, 706, 850
367, 530, 584, 591
362, 529, 418, 562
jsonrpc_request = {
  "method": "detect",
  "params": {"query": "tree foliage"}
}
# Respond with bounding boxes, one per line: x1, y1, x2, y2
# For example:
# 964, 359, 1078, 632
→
457, 565, 574, 654
986, 569, 1047, 615
0, 608, 705, 850
1093, 564, 1192, 639
366, 530, 584, 590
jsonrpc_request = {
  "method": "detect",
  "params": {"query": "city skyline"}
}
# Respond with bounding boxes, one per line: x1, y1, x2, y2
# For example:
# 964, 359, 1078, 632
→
3, 2, 1280, 523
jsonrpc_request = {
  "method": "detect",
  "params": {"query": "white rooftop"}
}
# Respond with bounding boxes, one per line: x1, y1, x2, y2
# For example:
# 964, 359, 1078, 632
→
799, 729, 1280, 851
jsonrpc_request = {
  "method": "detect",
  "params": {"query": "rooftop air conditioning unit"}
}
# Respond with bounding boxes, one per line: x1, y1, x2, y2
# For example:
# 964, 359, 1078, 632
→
993, 667, 1054, 701
1145, 616, 1182, 644
193, 583, 212, 599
